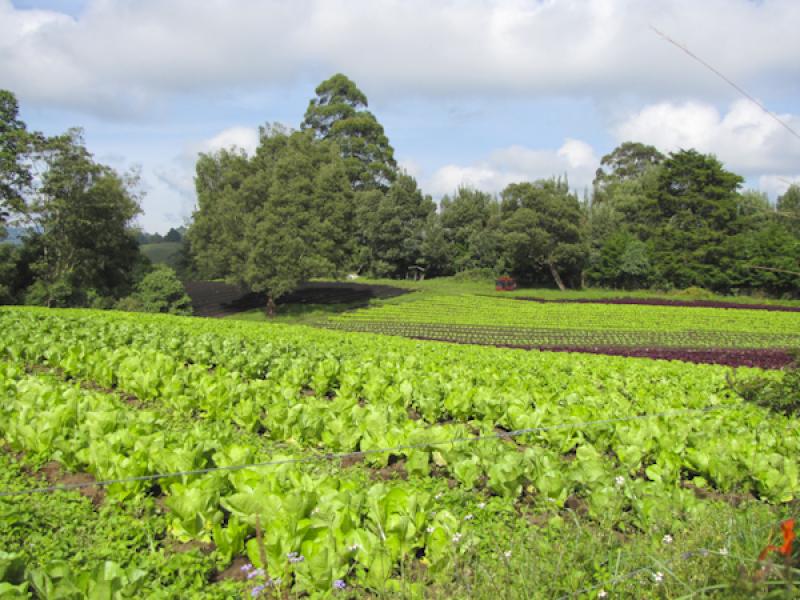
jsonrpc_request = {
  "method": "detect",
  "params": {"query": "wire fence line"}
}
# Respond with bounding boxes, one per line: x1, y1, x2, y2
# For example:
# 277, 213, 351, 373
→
650, 25, 800, 143
0, 405, 738, 498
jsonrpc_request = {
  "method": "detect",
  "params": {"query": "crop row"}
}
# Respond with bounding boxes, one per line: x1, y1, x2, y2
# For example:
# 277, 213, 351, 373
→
327, 295, 800, 348
1, 308, 799, 595
323, 320, 799, 350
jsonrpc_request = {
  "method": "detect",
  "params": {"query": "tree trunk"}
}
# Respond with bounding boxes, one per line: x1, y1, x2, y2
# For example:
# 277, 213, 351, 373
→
548, 261, 567, 291
265, 294, 277, 318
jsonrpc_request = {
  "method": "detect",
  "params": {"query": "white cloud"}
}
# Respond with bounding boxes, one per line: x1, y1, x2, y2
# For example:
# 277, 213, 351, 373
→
201, 126, 259, 155
426, 139, 599, 197
759, 174, 800, 199
2, 0, 799, 115
614, 99, 800, 175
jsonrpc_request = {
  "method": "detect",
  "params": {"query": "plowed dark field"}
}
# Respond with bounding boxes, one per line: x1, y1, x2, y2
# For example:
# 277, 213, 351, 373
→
184, 280, 410, 317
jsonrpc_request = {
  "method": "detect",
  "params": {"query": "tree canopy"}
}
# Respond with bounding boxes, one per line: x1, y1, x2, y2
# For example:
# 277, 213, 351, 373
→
302, 73, 396, 190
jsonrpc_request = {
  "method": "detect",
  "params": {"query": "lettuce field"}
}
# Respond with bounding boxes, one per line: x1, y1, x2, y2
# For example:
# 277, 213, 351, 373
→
1, 306, 799, 598
325, 294, 800, 368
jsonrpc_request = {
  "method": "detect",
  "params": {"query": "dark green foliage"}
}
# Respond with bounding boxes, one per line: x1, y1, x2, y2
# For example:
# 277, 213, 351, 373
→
500, 178, 588, 289
22, 130, 141, 306
730, 356, 800, 417
120, 264, 192, 315
439, 188, 503, 274
778, 184, 800, 236
588, 230, 652, 289
302, 73, 396, 190
188, 126, 357, 310
593, 141, 665, 201
0, 90, 38, 231
357, 173, 435, 277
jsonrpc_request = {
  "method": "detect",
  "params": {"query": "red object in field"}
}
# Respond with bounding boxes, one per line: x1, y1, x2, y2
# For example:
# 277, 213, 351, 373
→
495, 276, 517, 291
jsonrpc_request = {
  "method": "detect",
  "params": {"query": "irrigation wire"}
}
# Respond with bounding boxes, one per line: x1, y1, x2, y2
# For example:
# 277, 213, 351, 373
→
0, 405, 736, 498
650, 25, 800, 143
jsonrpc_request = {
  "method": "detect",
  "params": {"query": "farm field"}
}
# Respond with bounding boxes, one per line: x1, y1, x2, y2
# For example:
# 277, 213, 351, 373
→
322, 288, 800, 368
0, 307, 798, 598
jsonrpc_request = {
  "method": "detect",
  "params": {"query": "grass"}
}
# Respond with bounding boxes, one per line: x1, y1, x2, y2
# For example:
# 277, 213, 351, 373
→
140, 242, 183, 269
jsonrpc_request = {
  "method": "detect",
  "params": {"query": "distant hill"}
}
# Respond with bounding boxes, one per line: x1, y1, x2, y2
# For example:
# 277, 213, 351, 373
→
140, 242, 182, 270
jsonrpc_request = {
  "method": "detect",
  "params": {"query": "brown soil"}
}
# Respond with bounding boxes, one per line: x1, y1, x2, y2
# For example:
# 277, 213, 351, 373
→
680, 480, 755, 507
39, 461, 105, 506
164, 538, 216, 555
564, 494, 590, 516
212, 556, 251, 583
371, 456, 408, 481
340, 454, 365, 468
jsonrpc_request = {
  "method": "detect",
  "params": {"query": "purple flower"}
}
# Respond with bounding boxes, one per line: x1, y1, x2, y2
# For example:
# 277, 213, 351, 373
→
246, 568, 265, 580
251, 584, 266, 597
240, 563, 254, 573
333, 579, 347, 590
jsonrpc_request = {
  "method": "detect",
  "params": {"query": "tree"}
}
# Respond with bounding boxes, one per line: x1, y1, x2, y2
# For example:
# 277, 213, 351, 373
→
188, 147, 254, 279
439, 187, 502, 273
0, 90, 39, 235
188, 126, 358, 315
593, 141, 665, 197
647, 149, 743, 290
164, 227, 182, 243
778, 184, 800, 236
500, 178, 587, 290
21, 129, 142, 306
356, 173, 435, 277
302, 74, 396, 190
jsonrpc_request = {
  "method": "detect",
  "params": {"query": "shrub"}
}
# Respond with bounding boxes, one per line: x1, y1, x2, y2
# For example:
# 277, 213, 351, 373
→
118, 265, 192, 315
728, 354, 800, 417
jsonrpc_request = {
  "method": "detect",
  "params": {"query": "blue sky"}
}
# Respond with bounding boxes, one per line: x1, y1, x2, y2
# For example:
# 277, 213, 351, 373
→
3, 0, 799, 232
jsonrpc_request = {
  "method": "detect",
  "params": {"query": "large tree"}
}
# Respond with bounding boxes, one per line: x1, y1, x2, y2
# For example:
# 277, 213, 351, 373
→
593, 141, 665, 197
500, 178, 587, 290
301, 74, 396, 190
21, 129, 142, 306
356, 173, 435, 277
0, 90, 39, 235
648, 149, 744, 290
439, 187, 502, 273
189, 126, 357, 314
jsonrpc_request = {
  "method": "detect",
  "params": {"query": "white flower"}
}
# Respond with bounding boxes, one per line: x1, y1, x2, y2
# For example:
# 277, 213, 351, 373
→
477, 502, 486, 509
503, 550, 512, 559
435, 493, 443, 500
451, 532, 463, 543
652, 571, 664, 583
662, 534, 673, 545
615, 476, 625, 487
348, 544, 361, 552
426, 526, 435, 534
598, 591, 608, 599
719, 548, 729, 556
464, 514, 474, 521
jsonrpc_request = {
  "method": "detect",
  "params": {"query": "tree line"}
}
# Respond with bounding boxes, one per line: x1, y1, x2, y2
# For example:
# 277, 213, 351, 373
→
186, 74, 800, 304
2, 75, 800, 314
0, 90, 190, 313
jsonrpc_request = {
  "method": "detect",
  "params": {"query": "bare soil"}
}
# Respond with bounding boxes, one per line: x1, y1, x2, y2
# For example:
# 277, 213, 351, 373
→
184, 280, 410, 318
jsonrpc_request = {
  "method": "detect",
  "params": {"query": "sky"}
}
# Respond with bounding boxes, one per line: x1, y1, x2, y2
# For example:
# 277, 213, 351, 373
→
2, 0, 799, 233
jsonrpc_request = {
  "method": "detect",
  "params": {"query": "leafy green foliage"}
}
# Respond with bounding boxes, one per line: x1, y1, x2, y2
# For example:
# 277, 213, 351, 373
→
302, 73, 396, 190
0, 307, 798, 596
119, 265, 192, 315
